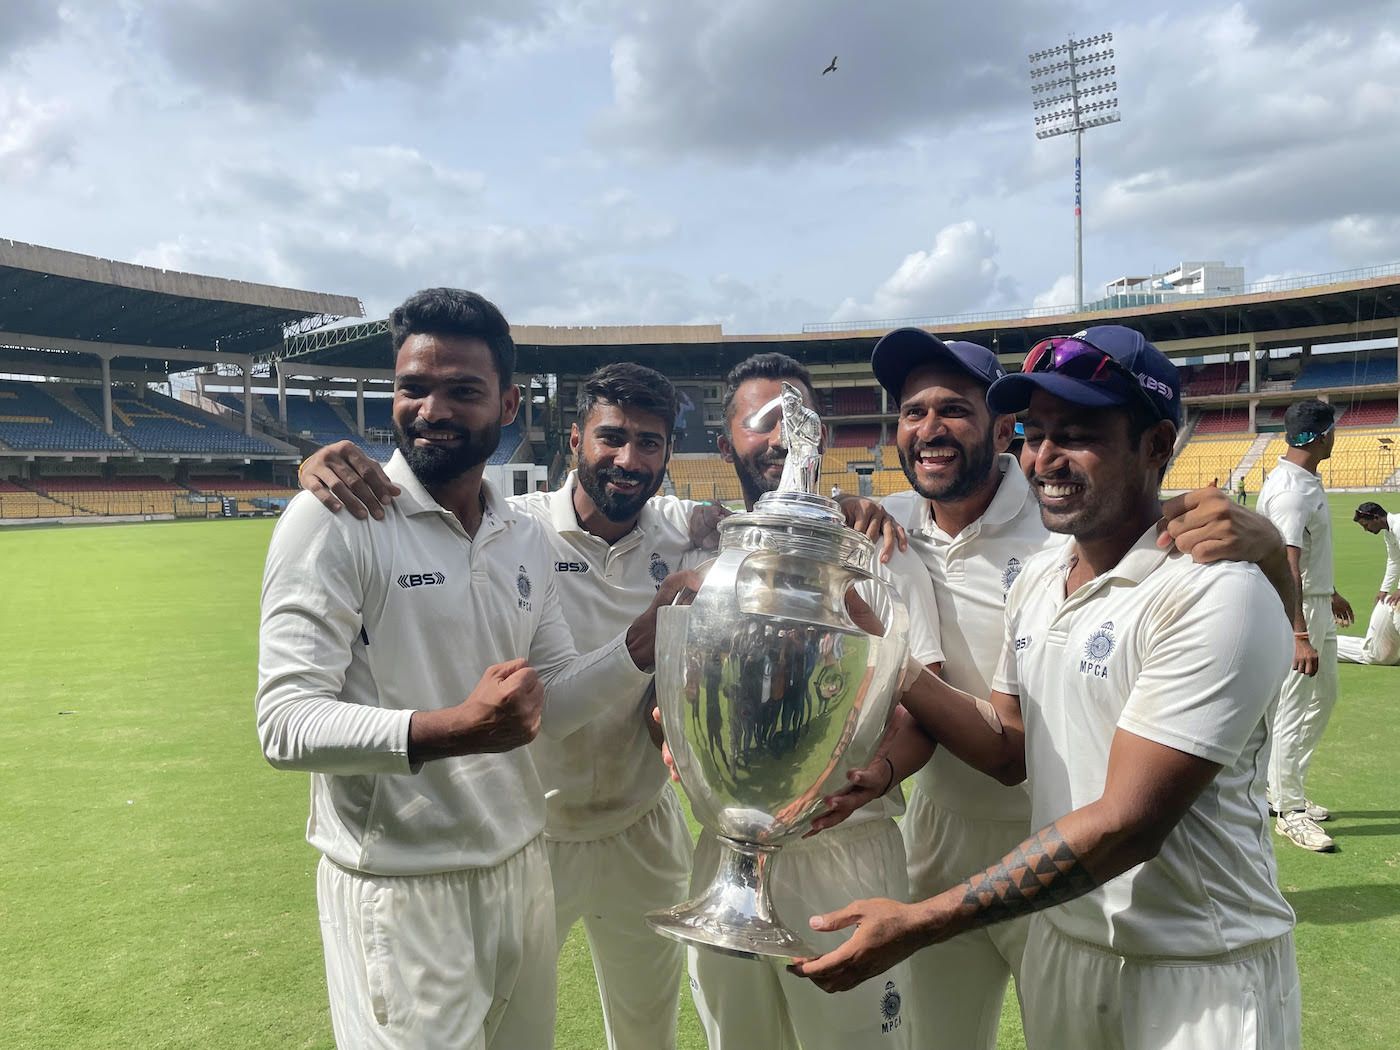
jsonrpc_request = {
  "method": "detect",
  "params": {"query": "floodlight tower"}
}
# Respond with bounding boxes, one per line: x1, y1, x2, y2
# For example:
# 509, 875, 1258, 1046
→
1029, 32, 1121, 312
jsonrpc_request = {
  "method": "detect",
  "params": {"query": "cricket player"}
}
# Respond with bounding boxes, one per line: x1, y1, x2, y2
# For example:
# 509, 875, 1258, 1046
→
680, 352, 943, 1050
792, 327, 1301, 1050
1257, 399, 1354, 851
1342, 503, 1400, 665
257, 289, 686, 1050
808, 326, 1290, 1050
298, 359, 909, 1049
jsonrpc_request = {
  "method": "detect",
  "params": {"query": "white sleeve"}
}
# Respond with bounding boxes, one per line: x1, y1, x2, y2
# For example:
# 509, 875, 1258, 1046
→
880, 547, 943, 666
528, 563, 654, 739
1263, 489, 1312, 550
1118, 566, 1291, 764
990, 606, 1021, 697
1382, 521, 1400, 591
255, 495, 414, 775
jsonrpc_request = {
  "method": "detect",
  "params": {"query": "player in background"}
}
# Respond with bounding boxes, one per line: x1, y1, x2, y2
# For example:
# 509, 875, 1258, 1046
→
1342, 503, 1400, 665
1256, 399, 1354, 851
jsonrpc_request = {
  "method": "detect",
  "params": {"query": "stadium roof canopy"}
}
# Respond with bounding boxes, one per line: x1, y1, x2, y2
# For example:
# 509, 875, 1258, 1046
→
0, 239, 363, 379
277, 265, 1400, 380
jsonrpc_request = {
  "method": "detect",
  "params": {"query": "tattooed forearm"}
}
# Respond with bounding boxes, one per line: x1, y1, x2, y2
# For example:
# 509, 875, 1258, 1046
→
956, 822, 1098, 929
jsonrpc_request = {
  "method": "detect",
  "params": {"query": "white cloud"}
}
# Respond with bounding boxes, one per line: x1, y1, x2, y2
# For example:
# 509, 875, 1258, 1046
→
832, 222, 1014, 323
1033, 274, 1077, 310
1328, 216, 1400, 268
0, 91, 75, 181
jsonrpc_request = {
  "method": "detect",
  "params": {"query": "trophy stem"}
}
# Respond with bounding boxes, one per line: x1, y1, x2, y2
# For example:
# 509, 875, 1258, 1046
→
646, 837, 817, 961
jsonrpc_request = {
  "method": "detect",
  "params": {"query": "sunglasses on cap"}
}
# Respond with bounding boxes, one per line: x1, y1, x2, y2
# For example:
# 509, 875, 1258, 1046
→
1022, 335, 1160, 415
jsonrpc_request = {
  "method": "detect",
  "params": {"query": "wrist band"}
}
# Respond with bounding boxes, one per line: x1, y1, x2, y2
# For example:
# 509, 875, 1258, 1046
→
1293, 631, 1311, 638
879, 756, 896, 797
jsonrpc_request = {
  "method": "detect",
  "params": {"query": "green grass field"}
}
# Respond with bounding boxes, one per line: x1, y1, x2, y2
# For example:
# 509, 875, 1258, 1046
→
3, 496, 1398, 1048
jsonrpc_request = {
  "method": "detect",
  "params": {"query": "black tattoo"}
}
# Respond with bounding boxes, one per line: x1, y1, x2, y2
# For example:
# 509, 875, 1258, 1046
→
957, 823, 1097, 929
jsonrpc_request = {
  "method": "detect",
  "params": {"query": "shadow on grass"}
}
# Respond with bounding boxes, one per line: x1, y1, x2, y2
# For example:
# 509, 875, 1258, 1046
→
1326, 810, 1400, 820
1286, 884, 1400, 926
1332, 822, 1400, 838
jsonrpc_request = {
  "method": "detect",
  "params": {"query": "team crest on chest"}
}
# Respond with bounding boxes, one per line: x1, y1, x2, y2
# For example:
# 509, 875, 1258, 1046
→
880, 980, 902, 1032
649, 551, 670, 588
1080, 621, 1115, 678
516, 565, 533, 611
1001, 556, 1023, 593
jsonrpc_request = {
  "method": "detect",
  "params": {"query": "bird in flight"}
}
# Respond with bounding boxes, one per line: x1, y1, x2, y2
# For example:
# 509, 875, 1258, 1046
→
821, 55, 838, 75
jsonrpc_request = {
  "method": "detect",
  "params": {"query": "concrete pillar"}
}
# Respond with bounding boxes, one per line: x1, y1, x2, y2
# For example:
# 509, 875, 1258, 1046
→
277, 366, 288, 425
100, 355, 113, 435
242, 359, 254, 436
355, 379, 365, 435
1248, 398, 1258, 433
1247, 335, 1258, 394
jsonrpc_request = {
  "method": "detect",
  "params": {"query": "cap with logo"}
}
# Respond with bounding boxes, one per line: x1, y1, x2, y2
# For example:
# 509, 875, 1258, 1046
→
986, 325, 1181, 427
871, 327, 1008, 404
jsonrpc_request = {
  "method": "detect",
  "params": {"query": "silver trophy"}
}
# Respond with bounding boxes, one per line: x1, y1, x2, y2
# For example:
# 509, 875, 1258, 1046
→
648, 383, 909, 959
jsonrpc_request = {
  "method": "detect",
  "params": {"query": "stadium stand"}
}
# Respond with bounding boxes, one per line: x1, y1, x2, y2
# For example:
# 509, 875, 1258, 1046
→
667, 458, 743, 502
827, 387, 881, 415
1162, 435, 1257, 491
0, 479, 75, 520
274, 395, 395, 461
1183, 361, 1250, 397
1293, 353, 1399, 391
74, 387, 281, 455
0, 380, 127, 452
830, 425, 881, 448
1254, 429, 1400, 489
29, 476, 189, 517
1193, 408, 1253, 434
871, 468, 910, 498
1336, 400, 1399, 427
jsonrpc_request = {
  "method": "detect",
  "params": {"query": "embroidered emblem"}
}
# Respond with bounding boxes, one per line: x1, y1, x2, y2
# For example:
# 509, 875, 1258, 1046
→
1084, 621, 1115, 661
880, 980, 903, 1032
649, 551, 670, 586
516, 566, 532, 600
1001, 556, 1023, 593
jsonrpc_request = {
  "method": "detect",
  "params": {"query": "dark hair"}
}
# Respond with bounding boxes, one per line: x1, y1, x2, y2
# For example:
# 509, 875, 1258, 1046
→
1122, 398, 1176, 482
1356, 501, 1387, 519
389, 288, 516, 391
576, 363, 680, 438
1284, 398, 1335, 447
721, 353, 818, 423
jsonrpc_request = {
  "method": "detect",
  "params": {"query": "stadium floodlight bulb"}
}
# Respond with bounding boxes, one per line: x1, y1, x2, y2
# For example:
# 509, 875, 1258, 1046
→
1027, 30, 1124, 311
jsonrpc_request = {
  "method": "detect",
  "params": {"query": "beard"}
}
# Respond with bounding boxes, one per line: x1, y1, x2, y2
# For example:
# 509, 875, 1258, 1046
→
395, 418, 501, 486
1033, 468, 1125, 541
576, 455, 663, 522
897, 426, 997, 503
732, 448, 786, 507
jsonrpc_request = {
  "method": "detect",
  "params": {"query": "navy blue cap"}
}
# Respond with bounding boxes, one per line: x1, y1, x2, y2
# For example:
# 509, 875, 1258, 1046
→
985, 325, 1181, 427
871, 327, 1008, 404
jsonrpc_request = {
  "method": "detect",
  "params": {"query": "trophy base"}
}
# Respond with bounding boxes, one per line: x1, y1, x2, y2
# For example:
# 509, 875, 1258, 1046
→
646, 837, 817, 961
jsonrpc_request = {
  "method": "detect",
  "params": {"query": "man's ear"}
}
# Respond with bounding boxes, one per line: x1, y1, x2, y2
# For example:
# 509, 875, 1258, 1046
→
992, 413, 1017, 454
717, 431, 736, 464
1147, 420, 1176, 472
569, 422, 582, 456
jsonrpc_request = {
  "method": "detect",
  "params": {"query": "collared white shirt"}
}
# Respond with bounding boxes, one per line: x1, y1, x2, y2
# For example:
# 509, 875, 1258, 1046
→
883, 456, 1055, 821
256, 452, 651, 875
992, 527, 1294, 957
511, 474, 696, 840
1257, 457, 1335, 596
1379, 514, 1400, 592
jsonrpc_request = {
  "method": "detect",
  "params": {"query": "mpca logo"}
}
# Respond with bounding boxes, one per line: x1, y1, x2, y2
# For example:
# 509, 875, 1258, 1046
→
880, 980, 902, 1033
649, 552, 670, 587
1001, 556, 1023, 594
1080, 620, 1116, 679
516, 565, 533, 611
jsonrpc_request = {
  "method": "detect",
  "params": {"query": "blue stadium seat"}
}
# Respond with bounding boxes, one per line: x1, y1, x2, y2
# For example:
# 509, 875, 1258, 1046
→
73, 387, 281, 454
1293, 354, 1399, 391
0, 380, 126, 451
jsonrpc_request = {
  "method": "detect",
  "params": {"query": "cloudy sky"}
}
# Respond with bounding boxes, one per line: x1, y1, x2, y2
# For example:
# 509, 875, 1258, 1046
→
3, 0, 1399, 332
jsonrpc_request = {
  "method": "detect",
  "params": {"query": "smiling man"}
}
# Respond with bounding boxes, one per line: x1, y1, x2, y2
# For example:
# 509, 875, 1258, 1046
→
257, 289, 687, 1050
792, 328, 1301, 1050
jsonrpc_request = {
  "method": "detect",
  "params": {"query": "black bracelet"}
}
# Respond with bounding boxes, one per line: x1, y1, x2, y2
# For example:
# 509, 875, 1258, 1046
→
879, 756, 897, 797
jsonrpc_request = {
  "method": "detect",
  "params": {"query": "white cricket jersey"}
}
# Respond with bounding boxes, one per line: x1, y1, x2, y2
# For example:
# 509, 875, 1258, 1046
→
511, 473, 696, 840
1380, 514, 1400, 592
677, 534, 942, 825
992, 527, 1295, 957
1257, 458, 1334, 596
256, 452, 652, 876
883, 457, 1055, 822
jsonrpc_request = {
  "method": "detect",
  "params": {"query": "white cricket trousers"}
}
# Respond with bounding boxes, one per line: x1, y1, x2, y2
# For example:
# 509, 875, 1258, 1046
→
901, 789, 1030, 1050
687, 817, 914, 1050
546, 789, 693, 1050
1019, 919, 1301, 1050
1268, 594, 1340, 812
1337, 601, 1400, 665
316, 837, 556, 1050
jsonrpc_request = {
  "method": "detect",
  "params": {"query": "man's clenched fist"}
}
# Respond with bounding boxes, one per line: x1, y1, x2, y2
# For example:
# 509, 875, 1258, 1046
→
408, 658, 544, 763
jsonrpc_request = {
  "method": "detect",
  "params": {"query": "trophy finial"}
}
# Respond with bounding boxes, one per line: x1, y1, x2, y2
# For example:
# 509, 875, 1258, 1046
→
775, 382, 822, 495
